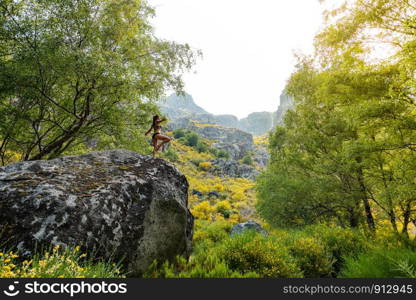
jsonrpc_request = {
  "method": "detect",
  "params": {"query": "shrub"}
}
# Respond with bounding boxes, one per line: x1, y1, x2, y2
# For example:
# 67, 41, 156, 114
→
196, 142, 208, 153
215, 200, 232, 218
303, 224, 369, 274
186, 132, 199, 147
199, 161, 212, 170
212, 149, 230, 159
144, 254, 259, 278
190, 158, 204, 167
0, 246, 122, 278
340, 247, 416, 278
173, 129, 186, 139
214, 184, 225, 192
191, 201, 216, 220
163, 148, 179, 162
193, 220, 233, 250
218, 150, 230, 159
218, 232, 303, 278
289, 237, 334, 277
241, 152, 253, 165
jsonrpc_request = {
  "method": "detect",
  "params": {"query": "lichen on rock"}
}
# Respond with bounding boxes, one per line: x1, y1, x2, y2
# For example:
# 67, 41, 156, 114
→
0, 150, 194, 276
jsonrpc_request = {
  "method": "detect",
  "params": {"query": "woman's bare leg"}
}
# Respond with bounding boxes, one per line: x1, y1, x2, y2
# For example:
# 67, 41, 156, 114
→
152, 139, 158, 158
155, 135, 171, 151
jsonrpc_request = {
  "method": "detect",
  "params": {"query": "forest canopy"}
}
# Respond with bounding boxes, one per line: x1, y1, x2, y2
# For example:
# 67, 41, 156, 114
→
0, 0, 198, 164
257, 0, 416, 237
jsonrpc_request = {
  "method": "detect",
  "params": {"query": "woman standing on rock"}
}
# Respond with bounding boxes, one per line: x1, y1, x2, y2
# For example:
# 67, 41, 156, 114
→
145, 115, 172, 158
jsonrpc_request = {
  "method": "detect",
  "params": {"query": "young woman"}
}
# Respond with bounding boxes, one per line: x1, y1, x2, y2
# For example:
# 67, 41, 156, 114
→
145, 115, 172, 157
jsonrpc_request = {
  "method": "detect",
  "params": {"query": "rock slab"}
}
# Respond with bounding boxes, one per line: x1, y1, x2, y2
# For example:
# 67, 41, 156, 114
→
230, 221, 268, 237
0, 150, 194, 276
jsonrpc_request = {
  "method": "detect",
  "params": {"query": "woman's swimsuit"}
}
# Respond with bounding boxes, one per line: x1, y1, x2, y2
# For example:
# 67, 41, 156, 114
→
152, 124, 162, 140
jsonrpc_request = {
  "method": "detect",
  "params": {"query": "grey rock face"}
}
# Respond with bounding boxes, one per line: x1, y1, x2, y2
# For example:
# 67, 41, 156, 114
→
252, 148, 270, 168
230, 221, 268, 236
212, 159, 260, 180
0, 150, 194, 276
162, 91, 295, 136
160, 92, 208, 119
192, 124, 254, 161
239, 112, 274, 136
274, 92, 295, 125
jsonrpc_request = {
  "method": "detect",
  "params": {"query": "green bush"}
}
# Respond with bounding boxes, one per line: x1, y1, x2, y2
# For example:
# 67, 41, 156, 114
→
186, 132, 199, 147
209, 148, 230, 159
218, 232, 303, 278
163, 148, 179, 162
193, 220, 232, 250
340, 247, 416, 278
196, 142, 208, 153
0, 246, 123, 278
143, 254, 259, 278
241, 152, 253, 166
173, 129, 186, 139
191, 158, 204, 167
289, 236, 334, 277
142, 222, 373, 278
304, 224, 369, 274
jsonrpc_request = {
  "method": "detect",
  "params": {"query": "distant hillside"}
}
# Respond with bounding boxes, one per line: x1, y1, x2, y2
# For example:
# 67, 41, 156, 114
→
160, 92, 208, 118
160, 91, 294, 136
239, 112, 274, 136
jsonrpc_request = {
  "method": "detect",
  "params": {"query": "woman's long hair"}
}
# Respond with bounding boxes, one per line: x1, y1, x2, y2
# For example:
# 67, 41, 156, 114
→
152, 115, 159, 128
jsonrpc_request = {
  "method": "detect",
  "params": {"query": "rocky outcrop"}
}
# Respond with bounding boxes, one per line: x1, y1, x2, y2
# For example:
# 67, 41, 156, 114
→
239, 112, 274, 136
160, 92, 208, 119
230, 221, 268, 236
252, 148, 270, 168
212, 159, 260, 180
162, 91, 294, 136
190, 123, 254, 161
0, 150, 194, 276
167, 119, 255, 161
274, 92, 295, 125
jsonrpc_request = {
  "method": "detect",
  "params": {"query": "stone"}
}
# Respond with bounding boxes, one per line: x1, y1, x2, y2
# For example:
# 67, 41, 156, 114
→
192, 189, 203, 198
230, 221, 268, 237
0, 150, 194, 276
208, 191, 221, 198
211, 159, 260, 180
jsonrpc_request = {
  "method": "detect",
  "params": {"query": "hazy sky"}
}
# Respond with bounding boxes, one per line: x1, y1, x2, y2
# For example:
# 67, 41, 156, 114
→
149, 0, 339, 118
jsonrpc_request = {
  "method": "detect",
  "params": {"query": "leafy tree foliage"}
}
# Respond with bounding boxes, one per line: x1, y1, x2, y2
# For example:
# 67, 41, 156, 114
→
257, 0, 416, 237
0, 0, 198, 164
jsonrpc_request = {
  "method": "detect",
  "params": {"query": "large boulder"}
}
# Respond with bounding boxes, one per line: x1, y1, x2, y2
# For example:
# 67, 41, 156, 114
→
230, 221, 268, 237
0, 150, 194, 276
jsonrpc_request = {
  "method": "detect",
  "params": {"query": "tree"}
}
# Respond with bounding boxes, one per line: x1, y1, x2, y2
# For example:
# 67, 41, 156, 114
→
0, 0, 198, 164
257, 0, 416, 235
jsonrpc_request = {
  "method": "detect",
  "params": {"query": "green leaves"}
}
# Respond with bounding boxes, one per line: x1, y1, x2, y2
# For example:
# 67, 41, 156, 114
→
0, 0, 198, 163
257, 0, 416, 235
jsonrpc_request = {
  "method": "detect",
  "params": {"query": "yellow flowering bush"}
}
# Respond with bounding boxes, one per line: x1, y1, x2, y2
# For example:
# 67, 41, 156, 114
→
0, 251, 19, 277
198, 161, 212, 170
218, 232, 302, 278
216, 200, 232, 212
0, 246, 123, 278
214, 184, 225, 192
253, 135, 269, 149
191, 201, 216, 220
289, 237, 334, 277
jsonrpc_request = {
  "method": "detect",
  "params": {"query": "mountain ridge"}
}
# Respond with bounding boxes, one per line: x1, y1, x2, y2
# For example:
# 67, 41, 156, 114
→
160, 92, 294, 136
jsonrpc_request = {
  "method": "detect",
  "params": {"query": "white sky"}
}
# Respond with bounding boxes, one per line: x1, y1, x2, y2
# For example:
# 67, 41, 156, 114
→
149, 0, 341, 118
